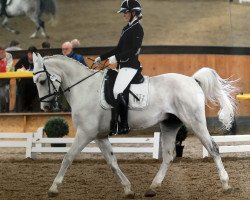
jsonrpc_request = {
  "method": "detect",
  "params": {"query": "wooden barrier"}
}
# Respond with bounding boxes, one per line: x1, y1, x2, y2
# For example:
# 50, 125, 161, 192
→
31, 132, 161, 159
0, 129, 161, 159
1, 52, 250, 133
0, 133, 33, 158
203, 135, 250, 157
6, 54, 250, 116
0, 112, 75, 136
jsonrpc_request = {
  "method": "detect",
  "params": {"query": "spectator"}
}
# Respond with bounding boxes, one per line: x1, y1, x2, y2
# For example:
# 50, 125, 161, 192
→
71, 39, 80, 48
41, 41, 51, 49
0, 46, 13, 112
62, 41, 87, 66
14, 46, 38, 112
5, 40, 22, 51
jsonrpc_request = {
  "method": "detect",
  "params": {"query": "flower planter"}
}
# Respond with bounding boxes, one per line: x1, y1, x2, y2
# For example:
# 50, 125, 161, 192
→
51, 143, 66, 147
44, 117, 69, 148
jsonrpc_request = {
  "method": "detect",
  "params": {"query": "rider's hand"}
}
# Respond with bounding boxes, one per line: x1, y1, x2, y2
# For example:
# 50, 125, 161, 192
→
94, 57, 101, 65
108, 55, 117, 64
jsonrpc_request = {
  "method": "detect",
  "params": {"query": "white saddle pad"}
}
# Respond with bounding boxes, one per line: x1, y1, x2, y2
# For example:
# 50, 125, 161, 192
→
100, 73, 150, 110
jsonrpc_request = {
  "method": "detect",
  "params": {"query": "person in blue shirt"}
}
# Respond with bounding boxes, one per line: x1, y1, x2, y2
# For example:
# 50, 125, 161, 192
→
62, 41, 87, 66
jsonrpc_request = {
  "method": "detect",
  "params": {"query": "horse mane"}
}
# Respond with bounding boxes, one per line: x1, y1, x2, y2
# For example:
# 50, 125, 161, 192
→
43, 54, 95, 72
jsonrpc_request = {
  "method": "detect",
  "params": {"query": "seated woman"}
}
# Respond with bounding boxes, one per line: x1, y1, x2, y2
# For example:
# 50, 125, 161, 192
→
0, 45, 13, 112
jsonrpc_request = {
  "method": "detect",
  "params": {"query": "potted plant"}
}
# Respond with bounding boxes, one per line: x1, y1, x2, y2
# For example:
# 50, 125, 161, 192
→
44, 117, 69, 147
175, 125, 188, 157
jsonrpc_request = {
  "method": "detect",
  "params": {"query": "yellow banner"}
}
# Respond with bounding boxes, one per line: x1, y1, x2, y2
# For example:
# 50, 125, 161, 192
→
0, 72, 33, 79
236, 94, 250, 100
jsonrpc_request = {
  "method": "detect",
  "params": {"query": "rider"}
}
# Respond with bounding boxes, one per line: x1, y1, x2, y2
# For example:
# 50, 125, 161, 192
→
0, 0, 7, 16
95, 0, 144, 135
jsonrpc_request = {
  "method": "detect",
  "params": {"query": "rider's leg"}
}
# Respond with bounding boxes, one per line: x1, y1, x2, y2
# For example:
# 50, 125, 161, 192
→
113, 68, 137, 134
117, 93, 129, 134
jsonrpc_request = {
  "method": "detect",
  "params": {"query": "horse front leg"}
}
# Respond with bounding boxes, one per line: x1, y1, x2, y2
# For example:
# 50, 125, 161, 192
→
48, 129, 94, 197
95, 138, 135, 199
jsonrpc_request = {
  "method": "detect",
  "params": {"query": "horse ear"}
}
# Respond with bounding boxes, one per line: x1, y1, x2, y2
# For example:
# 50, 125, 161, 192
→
33, 53, 38, 63
37, 53, 43, 61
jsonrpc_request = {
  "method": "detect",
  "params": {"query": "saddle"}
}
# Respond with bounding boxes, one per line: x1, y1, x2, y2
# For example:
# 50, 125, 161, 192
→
101, 69, 149, 110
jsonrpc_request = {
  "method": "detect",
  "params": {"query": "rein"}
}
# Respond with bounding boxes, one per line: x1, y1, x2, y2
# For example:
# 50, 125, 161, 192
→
64, 59, 109, 92
33, 60, 110, 103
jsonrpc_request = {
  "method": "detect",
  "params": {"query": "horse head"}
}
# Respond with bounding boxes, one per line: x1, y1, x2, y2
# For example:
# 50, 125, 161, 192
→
33, 53, 62, 111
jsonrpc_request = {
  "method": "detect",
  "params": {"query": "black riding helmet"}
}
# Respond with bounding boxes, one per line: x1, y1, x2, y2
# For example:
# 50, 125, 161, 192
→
117, 0, 142, 16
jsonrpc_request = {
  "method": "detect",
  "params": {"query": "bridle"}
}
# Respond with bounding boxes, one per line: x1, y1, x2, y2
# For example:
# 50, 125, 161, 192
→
33, 60, 109, 103
33, 64, 62, 103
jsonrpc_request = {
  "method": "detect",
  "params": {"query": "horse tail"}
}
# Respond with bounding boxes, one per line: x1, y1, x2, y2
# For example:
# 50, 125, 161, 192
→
192, 67, 238, 130
40, 0, 57, 26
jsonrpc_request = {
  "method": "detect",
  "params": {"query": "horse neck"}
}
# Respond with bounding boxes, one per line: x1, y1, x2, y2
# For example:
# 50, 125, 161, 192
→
46, 58, 102, 108
46, 58, 93, 86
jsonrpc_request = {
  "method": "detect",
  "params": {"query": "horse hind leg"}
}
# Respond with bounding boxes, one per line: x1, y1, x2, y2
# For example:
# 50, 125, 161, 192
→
38, 19, 48, 38
29, 15, 48, 38
48, 130, 94, 197
95, 138, 135, 199
2, 17, 19, 34
145, 115, 182, 197
190, 118, 231, 192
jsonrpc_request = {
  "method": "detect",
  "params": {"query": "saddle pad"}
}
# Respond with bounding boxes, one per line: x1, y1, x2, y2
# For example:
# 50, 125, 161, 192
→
100, 73, 150, 110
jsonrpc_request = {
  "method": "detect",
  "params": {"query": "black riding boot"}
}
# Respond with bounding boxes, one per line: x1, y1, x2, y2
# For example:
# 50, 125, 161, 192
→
117, 93, 130, 134
109, 107, 119, 136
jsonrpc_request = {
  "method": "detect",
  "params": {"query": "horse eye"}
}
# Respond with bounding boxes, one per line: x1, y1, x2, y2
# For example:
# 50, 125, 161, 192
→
40, 80, 46, 85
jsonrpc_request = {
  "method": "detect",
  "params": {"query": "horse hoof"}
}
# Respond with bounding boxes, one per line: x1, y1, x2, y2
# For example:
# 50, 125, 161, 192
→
47, 191, 59, 198
223, 186, 233, 194
144, 188, 156, 197
124, 191, 135, 199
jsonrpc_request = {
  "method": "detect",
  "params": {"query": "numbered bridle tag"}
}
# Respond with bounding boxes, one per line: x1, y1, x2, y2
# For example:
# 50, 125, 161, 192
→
50, 74, 57, 82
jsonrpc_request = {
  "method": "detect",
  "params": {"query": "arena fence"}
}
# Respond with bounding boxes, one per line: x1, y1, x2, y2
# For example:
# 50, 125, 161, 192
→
0, 133, 33, 158
0, 128, 161, 159
202, 135, 250, 158
239, 0, 250, 3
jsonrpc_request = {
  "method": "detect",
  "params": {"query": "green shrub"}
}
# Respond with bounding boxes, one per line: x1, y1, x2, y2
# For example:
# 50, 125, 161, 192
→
44, 117, 69, 138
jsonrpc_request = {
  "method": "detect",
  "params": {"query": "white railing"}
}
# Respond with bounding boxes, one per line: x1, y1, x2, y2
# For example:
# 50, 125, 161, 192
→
239, 0, 250, 3
0, 129, 161, 159
203, 135, 250, 158
0, 133, 33, 158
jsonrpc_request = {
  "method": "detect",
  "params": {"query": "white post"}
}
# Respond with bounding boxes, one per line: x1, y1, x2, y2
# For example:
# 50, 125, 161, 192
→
26, 135, 33, 158
32, 127, 44, 158
153, 132, 161, 159
34, 127, 44, 147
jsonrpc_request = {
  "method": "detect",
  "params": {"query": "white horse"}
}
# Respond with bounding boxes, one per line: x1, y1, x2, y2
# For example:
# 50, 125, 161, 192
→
0, 0, 56, 38
32, 53, 237, 198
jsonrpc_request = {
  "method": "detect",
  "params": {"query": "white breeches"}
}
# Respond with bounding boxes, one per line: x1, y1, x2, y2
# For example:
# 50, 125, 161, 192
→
113, 67, 137, 99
